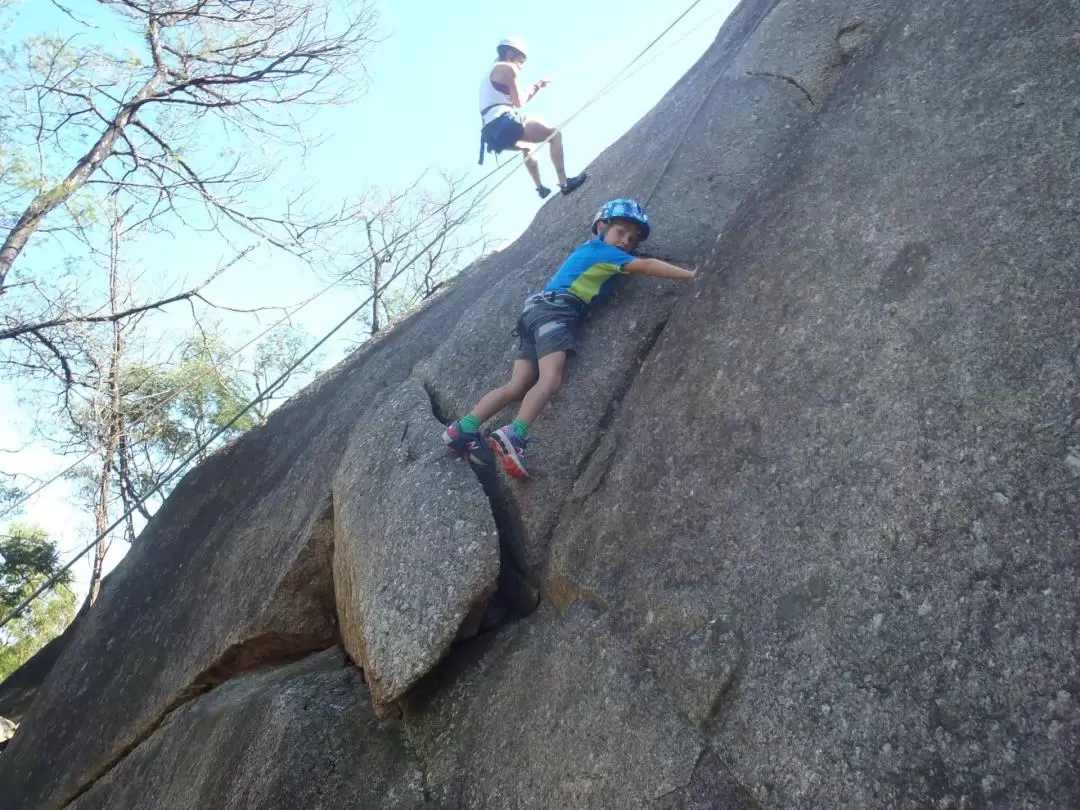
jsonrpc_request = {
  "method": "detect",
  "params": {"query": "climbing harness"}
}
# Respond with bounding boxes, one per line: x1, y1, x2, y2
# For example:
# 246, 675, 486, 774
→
522, 290, 588, 316
478, 108, 524, 166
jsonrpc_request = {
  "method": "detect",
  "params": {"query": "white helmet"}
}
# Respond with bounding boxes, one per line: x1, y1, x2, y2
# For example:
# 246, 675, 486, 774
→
498, 36, 528, 60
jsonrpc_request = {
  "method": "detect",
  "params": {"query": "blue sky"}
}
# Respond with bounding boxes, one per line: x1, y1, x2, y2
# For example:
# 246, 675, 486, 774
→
0, 0, 735, 597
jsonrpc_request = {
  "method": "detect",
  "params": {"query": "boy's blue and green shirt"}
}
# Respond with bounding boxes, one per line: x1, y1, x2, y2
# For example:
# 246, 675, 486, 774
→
543, 238, 636, 305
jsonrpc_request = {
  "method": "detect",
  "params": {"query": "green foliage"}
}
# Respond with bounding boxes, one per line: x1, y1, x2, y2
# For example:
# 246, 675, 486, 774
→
112, 332, 262, 466
134, 329, 308, 459
70, 327, 313, 523
0, 524, 69, 610
0, 583, 75, 682
0, 524, 75, 682
0, 482, 22, 515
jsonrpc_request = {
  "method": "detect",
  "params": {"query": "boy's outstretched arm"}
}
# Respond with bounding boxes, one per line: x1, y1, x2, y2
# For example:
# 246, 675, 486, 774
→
625, 257, 696, 280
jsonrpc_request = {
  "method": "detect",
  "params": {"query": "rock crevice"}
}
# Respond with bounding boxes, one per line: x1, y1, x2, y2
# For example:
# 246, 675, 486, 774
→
60, 636, 343, 809
3, 1, 1079, 807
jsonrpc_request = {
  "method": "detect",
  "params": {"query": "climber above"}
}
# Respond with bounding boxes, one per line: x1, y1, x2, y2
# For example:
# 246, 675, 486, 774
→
442, 199, 695, 479
478, 36, 588, 199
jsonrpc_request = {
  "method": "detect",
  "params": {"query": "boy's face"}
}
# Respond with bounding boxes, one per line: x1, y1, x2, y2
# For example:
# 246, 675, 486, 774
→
601, 219, 642, 252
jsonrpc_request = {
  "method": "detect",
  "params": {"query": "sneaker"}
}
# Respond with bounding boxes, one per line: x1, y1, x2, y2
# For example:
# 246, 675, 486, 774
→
536, 185, 552, 199
559, 173, 587, 196
488, 425, 532, 480
442, 421, 493, 466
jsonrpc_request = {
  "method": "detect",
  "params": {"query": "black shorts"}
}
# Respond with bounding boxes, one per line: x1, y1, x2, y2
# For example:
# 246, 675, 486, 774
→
482, 112, 525, 154
515, 293, 586, 365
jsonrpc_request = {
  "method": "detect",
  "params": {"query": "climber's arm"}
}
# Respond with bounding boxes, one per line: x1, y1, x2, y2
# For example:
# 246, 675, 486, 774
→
624, 257, 696, 280
491, 63, 548, 108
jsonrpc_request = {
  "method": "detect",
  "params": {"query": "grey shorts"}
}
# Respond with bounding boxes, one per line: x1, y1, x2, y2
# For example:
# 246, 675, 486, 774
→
514, 294, 586, 364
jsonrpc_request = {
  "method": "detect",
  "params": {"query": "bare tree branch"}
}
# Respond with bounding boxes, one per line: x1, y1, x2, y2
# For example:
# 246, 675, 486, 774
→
332, 171, 494, 339
0, 20, 169, 286
0, 0, 379, 288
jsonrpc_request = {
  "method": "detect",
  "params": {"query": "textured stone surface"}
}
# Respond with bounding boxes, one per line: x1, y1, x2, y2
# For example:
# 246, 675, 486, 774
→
403, 606, 748, 809
332, 380, 499, 709
67, 648, 428, 810
0, 271, 507, 809
0, 622, 73, 724
1, 0, 1077, 807
548, 0, 1080, 806
729, 0, 883, 105
413, 0, 818, 580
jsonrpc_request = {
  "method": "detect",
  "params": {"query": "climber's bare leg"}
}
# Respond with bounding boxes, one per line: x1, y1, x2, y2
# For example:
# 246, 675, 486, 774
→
469, 360, 537, 423
516, 351, 566, 425
517, 118, 566, 186
515, 144, 543, 188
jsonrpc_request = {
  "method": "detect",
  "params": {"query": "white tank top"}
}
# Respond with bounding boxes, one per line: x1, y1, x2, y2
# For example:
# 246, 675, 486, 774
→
478, 62, 515, 126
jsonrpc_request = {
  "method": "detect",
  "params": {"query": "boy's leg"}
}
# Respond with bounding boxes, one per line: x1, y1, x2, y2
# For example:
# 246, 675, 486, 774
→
469, 359, 538, 423
443, 359, 537, 466
516, 351, 566, 424
489, 351, 567, 480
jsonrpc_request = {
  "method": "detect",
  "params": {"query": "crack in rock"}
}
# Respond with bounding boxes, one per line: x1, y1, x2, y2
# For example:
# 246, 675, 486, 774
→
421, 379, 454, 427
559, 308, 674, 528
420, 377, 540, 627
745, 69, 816, 106
60, 634, 339, 808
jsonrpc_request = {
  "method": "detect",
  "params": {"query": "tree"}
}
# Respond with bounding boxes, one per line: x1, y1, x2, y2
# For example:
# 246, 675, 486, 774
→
0, 524, 69, 611
0, 0, 379, 426
0, 484, 22, 516
1, 166, 317, 607
337, 172, 493, 337
63, 324, 314, 606
0, 524, 75, 682
0, 0, 379, 290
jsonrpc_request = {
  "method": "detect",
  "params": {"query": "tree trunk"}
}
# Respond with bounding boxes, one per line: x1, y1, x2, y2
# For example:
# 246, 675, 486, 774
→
0, 43, 166, 289
83, 207, 125, 610
365, 220, 382, 334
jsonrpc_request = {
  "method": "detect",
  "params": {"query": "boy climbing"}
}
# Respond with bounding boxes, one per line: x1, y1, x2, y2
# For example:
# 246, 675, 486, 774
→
478, 36, 588, 199
442, 199, 695, 479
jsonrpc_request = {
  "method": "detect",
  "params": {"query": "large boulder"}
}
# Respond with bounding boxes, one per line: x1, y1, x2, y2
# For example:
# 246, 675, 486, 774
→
547, 0, 1080, 806
0, 280, 501, 808
66, 648, 428, 810
1, 0, 1077, 807
332, 380, 499, 710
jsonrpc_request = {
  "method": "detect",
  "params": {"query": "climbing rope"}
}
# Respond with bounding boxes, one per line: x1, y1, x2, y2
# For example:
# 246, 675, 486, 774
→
529, 0, 716, 92
0, 0, 731, 630
1, 281, 337, 521
2, 0, 729, 523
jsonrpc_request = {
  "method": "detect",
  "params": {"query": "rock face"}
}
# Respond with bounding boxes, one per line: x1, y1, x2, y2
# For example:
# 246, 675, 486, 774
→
332, 380, 499, 710
66, 648, 428, 810
0, 623, 73, 724
402, 605, 749, 809
2, 0, 1078, 808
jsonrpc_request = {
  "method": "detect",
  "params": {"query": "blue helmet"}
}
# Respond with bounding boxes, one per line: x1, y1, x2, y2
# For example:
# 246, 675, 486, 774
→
591, 198, 650, 241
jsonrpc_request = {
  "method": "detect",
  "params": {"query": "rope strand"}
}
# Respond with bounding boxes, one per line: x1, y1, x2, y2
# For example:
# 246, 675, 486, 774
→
0, 0, 728, 630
